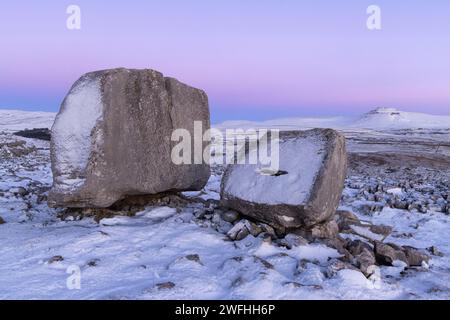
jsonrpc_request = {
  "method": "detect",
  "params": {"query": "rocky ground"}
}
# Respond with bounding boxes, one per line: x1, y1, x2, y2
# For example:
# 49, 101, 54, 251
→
0, 130, 449, 299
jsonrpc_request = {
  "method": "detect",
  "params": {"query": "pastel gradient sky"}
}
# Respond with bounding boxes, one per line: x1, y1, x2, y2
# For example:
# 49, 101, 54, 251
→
1, 1, 449, 122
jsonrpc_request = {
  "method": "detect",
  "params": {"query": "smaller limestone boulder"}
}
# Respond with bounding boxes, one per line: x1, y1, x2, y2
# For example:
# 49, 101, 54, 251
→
221, 129, 347, 228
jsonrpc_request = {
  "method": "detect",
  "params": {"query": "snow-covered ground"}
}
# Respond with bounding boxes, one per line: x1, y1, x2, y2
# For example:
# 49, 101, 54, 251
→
0, 109, 56, 132
216, 107, 450, 131
0, 108, 449, 299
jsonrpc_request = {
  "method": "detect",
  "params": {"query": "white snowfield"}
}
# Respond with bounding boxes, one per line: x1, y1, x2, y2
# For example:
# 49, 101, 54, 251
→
0, 107, 449, 300
0, 109, 56, 132
216, 107, 450, 131
1, 106, 448, 134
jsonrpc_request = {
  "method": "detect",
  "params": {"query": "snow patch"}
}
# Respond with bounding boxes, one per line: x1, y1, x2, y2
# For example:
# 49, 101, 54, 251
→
52, 77, 103, 191
224, 135, 326, 205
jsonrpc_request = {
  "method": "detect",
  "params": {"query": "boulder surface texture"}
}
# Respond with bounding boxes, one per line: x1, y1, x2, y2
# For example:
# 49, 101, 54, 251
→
49, 68, 210, 208
220, 129, 347, 228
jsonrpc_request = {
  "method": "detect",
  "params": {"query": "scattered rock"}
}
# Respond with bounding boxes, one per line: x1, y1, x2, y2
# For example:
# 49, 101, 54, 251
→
427, 246, 444, 257
0, 216, 5, 224
185, 254, 202, 264
14, 187, 28, 197
295, 220, 339, 240
1, 140, 37, 157
194, 208, 207, 219
354, 248, 377, 276
49, 68, 211, 208
259, 223, 278, 239
346, 240, 373, 257
336, 210, 391, 241
14, 128, 51, 141
368, 224, 392, 238
321, 237, 354, 262
156, 282, 176, 290
403, 246, 430, 267
326, 259, 359, 278
280, 233, 308, 249
282, 281, 322, 290
87, 259, 100, 267
220, 210, 240, 223
221, 129, 347, 228
374, 242, 408, 266
254, 256, 274, 269
227, 220, 250, 241
245, 220, 263, 237
48, 255, 64, 264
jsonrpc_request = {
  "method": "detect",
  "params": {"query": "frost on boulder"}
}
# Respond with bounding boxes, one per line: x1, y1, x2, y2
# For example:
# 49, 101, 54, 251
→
49, 68, 211, 208
51, 74, 104, 193
220, 129, 347, 228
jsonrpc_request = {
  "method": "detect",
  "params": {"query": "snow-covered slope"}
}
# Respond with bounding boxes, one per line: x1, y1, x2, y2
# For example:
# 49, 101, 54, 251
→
0, 109, 56, 132
1, 107, 448, 133
216, 108, 450, 131
351, 108, 450, 130
216, 116, 352, 131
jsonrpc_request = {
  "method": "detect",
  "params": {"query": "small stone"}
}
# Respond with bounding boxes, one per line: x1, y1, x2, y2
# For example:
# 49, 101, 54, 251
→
87, 259, 100, 267
294, 220, 339, 240
14, 187, 28, 197
354, 248, 376, 276
220, 210, 240, 223
185, 254, 202, 264
403, 246, 430, 267
369, 224, 392, 238
156, 282, 175, 290
227, 221, 250, 241
194, 209, 206, 219
254, 256, 274, 269
321, 237, 353, 262
394, 201, 408, 210
48, 255, 64, 264
374, 242, 408, 266
0, 216, 5, 224
335, 210, 360, 232
346, 240, 373, 257
259, 223, 278, 239
326, 259, 359, 278
245, 220, 263, 237
283, 233, 308, 249
427, 246, 444, 257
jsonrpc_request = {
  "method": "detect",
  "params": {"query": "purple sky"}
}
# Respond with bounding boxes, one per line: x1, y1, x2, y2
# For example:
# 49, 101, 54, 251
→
1, 0, 449, 122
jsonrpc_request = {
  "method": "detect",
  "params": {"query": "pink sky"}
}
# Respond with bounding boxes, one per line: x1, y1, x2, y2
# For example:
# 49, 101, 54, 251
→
1, 1, 449, 121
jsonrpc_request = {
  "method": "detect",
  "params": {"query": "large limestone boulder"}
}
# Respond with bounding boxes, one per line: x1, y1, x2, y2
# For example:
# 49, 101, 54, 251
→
49, 68, 210, 208
220, 129, 347, 228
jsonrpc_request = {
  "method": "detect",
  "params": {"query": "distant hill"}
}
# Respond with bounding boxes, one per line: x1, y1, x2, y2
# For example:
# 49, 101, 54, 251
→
216, 108, 450, 130
0, 109, 56, 132
1, 107, 449, 133
351, 108, 450, 129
